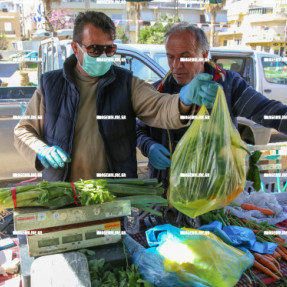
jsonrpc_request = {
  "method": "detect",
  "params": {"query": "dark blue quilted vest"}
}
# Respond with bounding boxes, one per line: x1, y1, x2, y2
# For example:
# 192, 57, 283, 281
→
40, 54, 136, 181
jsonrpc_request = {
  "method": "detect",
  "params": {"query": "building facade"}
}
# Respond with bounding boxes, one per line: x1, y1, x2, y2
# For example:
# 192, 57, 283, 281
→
218, 0, 287, 55
50, 0, 226, 43
0, 0, 39, 49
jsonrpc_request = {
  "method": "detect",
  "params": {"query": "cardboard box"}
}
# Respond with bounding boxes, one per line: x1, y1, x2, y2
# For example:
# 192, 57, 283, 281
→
14, 200, 131, 231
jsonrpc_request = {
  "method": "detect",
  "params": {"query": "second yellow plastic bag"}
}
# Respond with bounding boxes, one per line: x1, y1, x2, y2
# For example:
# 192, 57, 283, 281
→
170, 87, 247, 218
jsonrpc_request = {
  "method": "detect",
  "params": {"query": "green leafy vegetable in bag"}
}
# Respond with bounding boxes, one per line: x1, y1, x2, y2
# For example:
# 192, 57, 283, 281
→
169, 87, 248, 218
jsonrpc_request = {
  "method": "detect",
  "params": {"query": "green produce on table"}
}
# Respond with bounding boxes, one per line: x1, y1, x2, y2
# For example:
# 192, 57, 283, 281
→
88, 258, 153, 287
78, 249, 154, 287
0, 178, 167, 215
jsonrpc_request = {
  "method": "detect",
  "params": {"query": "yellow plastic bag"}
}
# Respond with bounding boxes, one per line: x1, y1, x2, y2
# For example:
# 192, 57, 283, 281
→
170, 87, 247, 218
157, 226, 253, 287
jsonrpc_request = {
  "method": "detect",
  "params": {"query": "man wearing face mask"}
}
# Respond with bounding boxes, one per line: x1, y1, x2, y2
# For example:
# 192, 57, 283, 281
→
14, 11, 220, 182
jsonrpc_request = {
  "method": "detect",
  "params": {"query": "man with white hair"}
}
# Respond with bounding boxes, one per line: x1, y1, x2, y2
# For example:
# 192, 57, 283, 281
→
137, 23, 287, 197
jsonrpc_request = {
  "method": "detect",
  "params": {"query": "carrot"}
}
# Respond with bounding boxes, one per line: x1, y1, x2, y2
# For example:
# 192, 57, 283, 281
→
276, 247, 287, 261
253, 229, 259, 234
277, 245, 287, 256
275, 237, 285, 244
254, 253, 282, 277
264, 254, 280, 269
241, 218, 248, 224
253, 260, 280, 280
241, 204, 275, 215
273, 250, 281, 260
265, 254, 275, 261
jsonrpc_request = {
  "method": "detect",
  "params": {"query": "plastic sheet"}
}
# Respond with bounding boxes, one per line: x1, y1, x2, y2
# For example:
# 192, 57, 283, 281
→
226, 190, 287, 225
199, 221, 277, 254
170, 88, 247, 218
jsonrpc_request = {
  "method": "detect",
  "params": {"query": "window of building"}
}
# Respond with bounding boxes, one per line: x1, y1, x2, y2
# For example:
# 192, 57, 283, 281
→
235, 38, 242, 45
4, 22, 12, 31
264, 46, 271, 53
223, 40, 227, 46
248, 8, 273, 14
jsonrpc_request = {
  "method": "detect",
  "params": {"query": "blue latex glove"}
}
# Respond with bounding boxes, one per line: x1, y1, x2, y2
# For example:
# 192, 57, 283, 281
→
148, 143, 171, 170
37, 145, 71, 169
179, 73, 221, 108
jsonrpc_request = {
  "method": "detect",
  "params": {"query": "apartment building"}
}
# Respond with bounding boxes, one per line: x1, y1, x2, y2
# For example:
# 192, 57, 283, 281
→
50, 0, 226, 43
0, 11, 21, 48
0, 0, 39, 48
0, 0, 22, 49
218, 0, 287, 55
51, 0, 128, 30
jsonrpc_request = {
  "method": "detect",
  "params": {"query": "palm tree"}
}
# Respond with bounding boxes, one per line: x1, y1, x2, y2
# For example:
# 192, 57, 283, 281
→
204, 0, 226, 47
127, 0, 152, 43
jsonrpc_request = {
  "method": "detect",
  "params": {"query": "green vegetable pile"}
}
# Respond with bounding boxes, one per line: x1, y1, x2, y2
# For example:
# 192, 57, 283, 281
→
88, 259, 153, 287
0, 178, 167, 215
79, 249, 153, 287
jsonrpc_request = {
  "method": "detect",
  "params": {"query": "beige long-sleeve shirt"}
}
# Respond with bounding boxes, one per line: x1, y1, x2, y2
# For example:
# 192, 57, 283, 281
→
14, 68, 186, 181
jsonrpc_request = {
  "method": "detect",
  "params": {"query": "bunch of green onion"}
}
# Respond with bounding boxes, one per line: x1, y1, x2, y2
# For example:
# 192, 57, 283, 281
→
0, 178, 167, 215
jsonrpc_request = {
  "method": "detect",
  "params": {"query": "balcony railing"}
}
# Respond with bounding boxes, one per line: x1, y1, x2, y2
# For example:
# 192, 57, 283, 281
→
90, 0, 126, 3
248, 7, 273, 15
217, 26, 243, 35
0, 30, 16, 35
149, 0, 202, 8
245, 34, 284, 43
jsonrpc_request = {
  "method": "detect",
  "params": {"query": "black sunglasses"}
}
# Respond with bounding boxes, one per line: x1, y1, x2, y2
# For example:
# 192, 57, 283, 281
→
78, 43, 117, 57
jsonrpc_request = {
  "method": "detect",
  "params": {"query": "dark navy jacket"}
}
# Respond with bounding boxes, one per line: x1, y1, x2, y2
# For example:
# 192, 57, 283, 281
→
40, 54, 137, 181
136, 62, 287, 190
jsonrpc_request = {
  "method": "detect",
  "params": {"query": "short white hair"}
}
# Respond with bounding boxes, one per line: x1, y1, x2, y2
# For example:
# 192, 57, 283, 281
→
165, 22, 209, 54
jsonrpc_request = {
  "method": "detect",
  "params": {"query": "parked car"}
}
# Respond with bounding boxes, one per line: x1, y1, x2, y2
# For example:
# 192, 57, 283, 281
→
9, 50, 32, 61
210, 47, 287, 144
23, 51, 38, 62
126, 44, 170, 72
38, 38, 166, 84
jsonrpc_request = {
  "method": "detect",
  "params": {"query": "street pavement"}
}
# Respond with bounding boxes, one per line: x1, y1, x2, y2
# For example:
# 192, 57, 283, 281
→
0, 62, 38, 87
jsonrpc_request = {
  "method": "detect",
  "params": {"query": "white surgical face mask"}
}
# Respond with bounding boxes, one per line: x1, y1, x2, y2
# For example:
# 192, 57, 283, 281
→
77, 44, 113, 77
